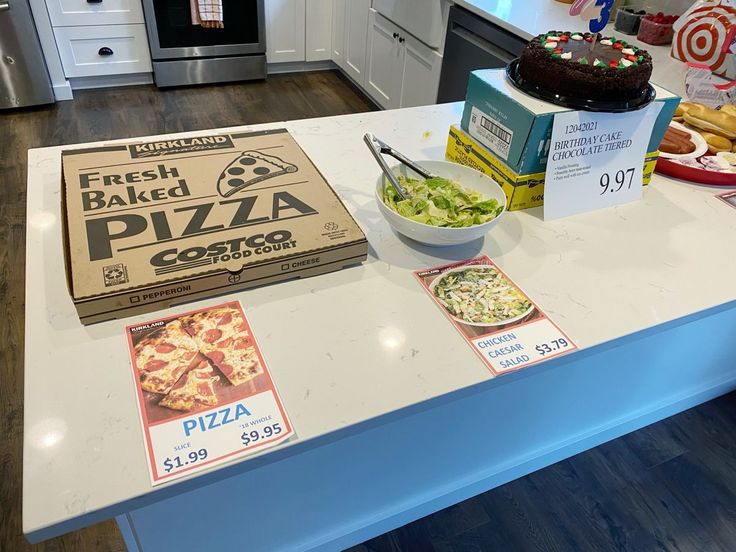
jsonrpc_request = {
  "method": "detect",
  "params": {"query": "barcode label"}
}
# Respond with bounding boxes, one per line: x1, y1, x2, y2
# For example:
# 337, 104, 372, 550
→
468, 106, 513, 161
480, 116, 512, 144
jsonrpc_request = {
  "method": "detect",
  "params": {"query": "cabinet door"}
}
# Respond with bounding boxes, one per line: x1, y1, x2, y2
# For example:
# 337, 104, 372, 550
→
332, 0, 346, 69
343, 0, 370, 86
400, 32, 443, 108
265, 0, 306, 63
365, 10, 403, 109
306, 0, 333, 61
46, 0, 144, 27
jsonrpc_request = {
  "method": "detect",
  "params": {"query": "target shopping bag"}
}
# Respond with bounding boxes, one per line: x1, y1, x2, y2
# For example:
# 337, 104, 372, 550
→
672, 0, 736, 79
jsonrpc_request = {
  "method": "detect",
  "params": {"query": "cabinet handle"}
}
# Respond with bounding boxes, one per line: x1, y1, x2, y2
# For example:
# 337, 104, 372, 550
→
87, 0, 103, 3
392, 32, 399, 39
0, 1, 9, 11
398, 36, 405, 43
98, 47, 114, 56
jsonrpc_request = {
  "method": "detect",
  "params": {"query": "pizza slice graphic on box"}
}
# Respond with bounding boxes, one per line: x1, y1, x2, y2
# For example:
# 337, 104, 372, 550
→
217, 150, 298, 197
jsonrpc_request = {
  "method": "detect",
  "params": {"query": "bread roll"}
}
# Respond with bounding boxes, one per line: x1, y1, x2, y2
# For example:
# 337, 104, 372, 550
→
720, 104, 736, 117
677, 102, 699, 116
699, 130, 732, 153
682, 104, 736, 139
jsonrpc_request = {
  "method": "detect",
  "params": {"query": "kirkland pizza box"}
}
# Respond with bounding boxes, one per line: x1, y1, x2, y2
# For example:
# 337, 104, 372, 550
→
460, 69, 680, 175
445, 125, 659, 212
61, 129, 368, 324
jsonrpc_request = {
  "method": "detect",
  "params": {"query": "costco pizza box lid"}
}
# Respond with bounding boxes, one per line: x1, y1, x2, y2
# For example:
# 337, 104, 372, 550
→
61, 129, 368, 324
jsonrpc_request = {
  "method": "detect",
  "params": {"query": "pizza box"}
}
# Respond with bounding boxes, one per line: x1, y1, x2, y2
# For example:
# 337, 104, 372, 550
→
61, 129, 368, 324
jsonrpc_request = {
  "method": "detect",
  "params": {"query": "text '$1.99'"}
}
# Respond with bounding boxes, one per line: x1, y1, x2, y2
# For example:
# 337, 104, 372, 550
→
162, 448, 208, 473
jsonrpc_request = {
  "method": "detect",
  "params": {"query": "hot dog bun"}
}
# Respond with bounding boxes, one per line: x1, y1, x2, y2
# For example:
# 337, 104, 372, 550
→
720, 104, 736, 117
683, 104, 736, 139
699, 130, 732, 153
675, 102, 697, 117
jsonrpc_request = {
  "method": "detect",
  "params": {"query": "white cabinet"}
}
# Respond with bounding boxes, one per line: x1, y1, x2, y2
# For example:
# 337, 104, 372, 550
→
343, 0, 370, 85
331, 0, 346, 68
365, 9, 443, 109
46, 0, 144, 27
365, 9, 403, 109
306, 0, 333, 62
265, 0, 306, 63
54, 24, 152, 78
400, 32, 443, 108
46, 0, 152, 80
331, 0, 370, 85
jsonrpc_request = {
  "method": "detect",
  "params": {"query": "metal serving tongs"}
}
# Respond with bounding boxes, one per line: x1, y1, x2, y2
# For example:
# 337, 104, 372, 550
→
364, 133, 436, 200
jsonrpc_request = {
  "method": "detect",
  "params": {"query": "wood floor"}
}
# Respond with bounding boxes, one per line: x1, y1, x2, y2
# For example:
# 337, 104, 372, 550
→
3, 71, 736, 552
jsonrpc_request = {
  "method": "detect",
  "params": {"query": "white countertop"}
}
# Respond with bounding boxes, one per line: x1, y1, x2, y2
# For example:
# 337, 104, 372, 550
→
454, 0, 700, 98
24, 102, 736, 538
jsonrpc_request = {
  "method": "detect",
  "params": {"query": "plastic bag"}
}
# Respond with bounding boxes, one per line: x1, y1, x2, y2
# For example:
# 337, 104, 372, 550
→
672, 0, 736, 79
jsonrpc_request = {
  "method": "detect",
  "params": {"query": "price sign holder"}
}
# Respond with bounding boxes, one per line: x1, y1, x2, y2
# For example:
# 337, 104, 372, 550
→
544, 103, 663, 221
125, 301, 294, 485
716, 190, 736, 210
415, 256, 577, 376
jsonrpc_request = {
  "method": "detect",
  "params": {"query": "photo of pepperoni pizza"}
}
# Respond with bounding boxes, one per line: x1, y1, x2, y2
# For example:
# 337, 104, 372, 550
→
127, 302, 268, 423
182, 305, 264, 386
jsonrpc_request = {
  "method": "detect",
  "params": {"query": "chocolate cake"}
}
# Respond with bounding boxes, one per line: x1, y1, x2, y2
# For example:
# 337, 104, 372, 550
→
517, 31, 653, 102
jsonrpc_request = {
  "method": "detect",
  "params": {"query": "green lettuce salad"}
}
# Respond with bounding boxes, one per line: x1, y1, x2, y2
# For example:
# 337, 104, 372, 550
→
382, 175, 503, 228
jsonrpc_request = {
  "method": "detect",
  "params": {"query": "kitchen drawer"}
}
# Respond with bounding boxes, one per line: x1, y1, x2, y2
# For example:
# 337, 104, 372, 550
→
54, 24, 152, 78
46, 0, 145, 26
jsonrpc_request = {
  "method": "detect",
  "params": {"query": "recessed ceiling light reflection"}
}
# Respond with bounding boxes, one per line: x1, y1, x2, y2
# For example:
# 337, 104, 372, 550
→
29, 211, 56, 230
29, 418, 67, 449
378, 326, 405, 350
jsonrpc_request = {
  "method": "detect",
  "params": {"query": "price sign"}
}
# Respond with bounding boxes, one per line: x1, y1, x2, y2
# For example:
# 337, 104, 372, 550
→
126, 301, 294, 485
415, 256, 577, 376
543, 103, 663, 221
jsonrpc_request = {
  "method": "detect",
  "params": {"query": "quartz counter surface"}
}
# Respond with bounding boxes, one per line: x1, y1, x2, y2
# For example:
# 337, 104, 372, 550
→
24, 102, 736, 540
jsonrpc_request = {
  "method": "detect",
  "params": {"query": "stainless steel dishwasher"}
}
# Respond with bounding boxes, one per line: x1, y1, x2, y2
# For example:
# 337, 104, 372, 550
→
0, 0, 55, 109
437, 5, 526, 103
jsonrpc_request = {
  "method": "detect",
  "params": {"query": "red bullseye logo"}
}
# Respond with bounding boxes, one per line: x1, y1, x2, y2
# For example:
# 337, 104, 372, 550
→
673, 4, 736, 73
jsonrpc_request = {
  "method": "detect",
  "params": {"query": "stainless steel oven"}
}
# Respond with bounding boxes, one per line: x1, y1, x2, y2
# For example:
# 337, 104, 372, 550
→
142, 0, 266, 87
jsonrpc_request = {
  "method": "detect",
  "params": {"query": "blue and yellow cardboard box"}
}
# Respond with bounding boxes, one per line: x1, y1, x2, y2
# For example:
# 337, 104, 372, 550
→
459, 68, 679, 176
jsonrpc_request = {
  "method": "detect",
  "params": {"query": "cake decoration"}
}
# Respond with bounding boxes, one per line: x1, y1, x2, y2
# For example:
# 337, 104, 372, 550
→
517, 31, 653, 101
570, 0, 615, 33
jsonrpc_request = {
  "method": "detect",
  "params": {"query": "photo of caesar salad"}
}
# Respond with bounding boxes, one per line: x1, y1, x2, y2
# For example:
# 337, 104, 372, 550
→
429, 265, 535, 327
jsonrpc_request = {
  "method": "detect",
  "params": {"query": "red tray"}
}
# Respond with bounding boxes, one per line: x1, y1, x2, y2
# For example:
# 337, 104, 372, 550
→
656, 157, 736, 186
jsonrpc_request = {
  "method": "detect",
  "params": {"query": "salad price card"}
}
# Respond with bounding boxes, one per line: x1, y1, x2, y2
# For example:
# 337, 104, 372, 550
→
415, 256, 577, 376
125, 301, 293, 485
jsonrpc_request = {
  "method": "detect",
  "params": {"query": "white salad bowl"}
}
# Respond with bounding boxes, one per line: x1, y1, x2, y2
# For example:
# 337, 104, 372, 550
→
428, 265, 536, 328
374, 160, 507, 247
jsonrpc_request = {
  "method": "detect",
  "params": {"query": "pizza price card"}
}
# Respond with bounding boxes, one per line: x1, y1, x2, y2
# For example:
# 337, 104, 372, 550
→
125, 301, 294, 485
415, 256, 577, 376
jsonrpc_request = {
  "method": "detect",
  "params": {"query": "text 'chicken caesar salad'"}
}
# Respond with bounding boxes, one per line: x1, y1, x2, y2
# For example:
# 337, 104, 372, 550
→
433, 267, 532, 324
382, 175, 503, 228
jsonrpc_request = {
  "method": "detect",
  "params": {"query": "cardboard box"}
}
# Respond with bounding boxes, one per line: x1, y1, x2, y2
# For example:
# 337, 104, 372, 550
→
445, 125, 659, 212
460, 69, 680, 175
61, 129, 368, 324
